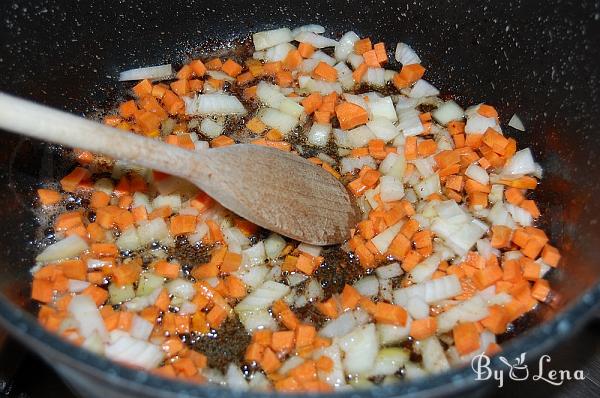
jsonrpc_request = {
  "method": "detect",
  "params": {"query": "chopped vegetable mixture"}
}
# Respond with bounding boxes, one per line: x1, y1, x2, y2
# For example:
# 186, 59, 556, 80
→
31, 24, 560, 392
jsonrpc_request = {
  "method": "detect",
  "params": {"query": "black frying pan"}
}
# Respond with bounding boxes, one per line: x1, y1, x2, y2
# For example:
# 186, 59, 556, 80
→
1, 0, 599, 397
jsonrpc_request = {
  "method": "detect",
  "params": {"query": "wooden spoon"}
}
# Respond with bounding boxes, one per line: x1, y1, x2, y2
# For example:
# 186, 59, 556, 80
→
0, 92, 360, 245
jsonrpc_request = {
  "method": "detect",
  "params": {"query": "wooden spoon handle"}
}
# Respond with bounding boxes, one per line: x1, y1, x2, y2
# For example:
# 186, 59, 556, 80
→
0, 92, 210, 182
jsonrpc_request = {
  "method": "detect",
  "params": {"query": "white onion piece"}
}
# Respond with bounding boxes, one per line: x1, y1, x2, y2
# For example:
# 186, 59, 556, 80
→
166, 278, 195, 300
419, 336, 450, 372
367, 118, 399, 142
334, 62, 355, 90
375, 262, 403, 279
259, 107, 298, 134
413, 157, 436, 178
253, 28, 293, 51
415, 174, 441, 199
68, 279, 90, 293
345, 125, 376, 148
353, 276, 380, 297
200, 118, 224, 138
432, 101, 464, 125
379, 175, 405, 202
314, 343, 346, 388
226, 363, 250, 391
297, 243, 322, 257
431, 215, 487, 256
130, 315, 154, 341
264, 42, 296, 62
379, 152, 406, 178
185, 94, 247, 116
465, 163, 490, 185
409, 254, 442, 283
476, 239, 500, 260
119, 64, 173, 81
299, 58, 320, 73
347, 53, 364, 70
105, 332, 164, 370
152, 194, 181, 211
406, 296, 430, 320
319, 312, 357, 338
395, 43, 421, 65
132, 192, 153, 213
370, 347, 410, 376
307, 123, 332, 146
393, 274, 462, 306
68, 295, 107, 340
369, 96, 398, 122
298, 76, 343, 94
294, 31, 338, 48
36, 235, 89, 263
395, 96, 419, 110
237, 309, 278, 332
370, 221, 403, 254
137, 218, 169, 246
508, 114, 525, 131
436, 296, 490, 332
340, 156, 376, 174
236, 265, 269, 290
465, 114, 500, 134
248, 371, 271, 391
235, 281, 290, 312
116, 227, 141, 251
502, 148, 537, 176
487, 202, 516, 227
397, 108, 424, 137
292, 24, 325, 36
338, 323, 379, 374
264, 233, 286, 259
94, 178, 114, 194
311, 50, 336, 66
335, 31, 360, 61
241, 241, 267, 268
409, 80, 440, 98
364, 67, 385, 87
506, 203, 533, 226
377, 318, 413, 345
206, 70, 235, 82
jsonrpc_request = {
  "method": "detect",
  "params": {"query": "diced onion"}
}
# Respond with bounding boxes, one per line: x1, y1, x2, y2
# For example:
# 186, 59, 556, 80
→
436, 296, 490, 332
406, 296, 430, 320
395, 42, 421, 65
264, 234, 286, 259
502, 148, 537, 176
367, 118, 399, 142
364, 67, 385, 87
253, 28, 293, 51
294, 31, 338, 48
375, 262, 403, 279
432, 101, 464, 125
264, 42, 296, 62
369, 96, 398, 122
235, 281, 290, 312
68, 279, 90, 293
292, 24, 325, 36
370, 221, 403, 254
393, 274, 462, 306
508, 113, 525, 131
307, 123, 332, 146
119, 64, 173, 81
130, 315, 154, 341
465, 114, 500, 134
334, 62, 355, 90
379, 175, 405, 202
311, 50, 336, 65
340, 155, 376, 174
200, 118, 224, 138
335, 31, 360, 61
68, 295, 108, 340
345, 125, 376, 148
338, 323, 378, 374
116, 227, 141, 251
105, 332, 164, 370
226, 363, 250, 391
185, 94, 247, 116
353, 276, 380, 297
465, 163, 490, 185
259, 107, 298, 134
297, 243, 322, 257
237, 309, 278, 332
36, 235, 89, 263
397, 108, 424, 137
166, 278, 195, 300
137, 218, 169, 246
409, 80, 440, 98
419, 336, 450, 372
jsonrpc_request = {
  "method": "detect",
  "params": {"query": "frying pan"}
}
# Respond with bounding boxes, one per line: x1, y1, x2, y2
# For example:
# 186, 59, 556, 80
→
1, 0, 599, 397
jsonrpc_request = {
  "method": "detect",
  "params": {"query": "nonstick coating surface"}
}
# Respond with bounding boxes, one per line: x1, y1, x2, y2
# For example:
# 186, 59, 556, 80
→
1, 0, 599, 397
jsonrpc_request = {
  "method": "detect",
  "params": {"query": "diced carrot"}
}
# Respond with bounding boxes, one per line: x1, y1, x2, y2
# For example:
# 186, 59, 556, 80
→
112, 260, 142, 286
417, 139, 437, 156
206, 305, 228, 329
315, 297, 339, 319
393, 64, 425, 89
491, 225, 512, 249
522, 259, 541, 280
289, 360, 318, 383
312, 62, 338, 82
133, 79, 153, 98
473, 261, 503, 289
541, 244, 560, 267
453, 322, 481, 355
246, 117, 267, 133
162, 90, 185, 115
388, 232, 411, 259
259, 347, 281, 373
302, 92, 323, 115
221, 59, 243, 77
31, 279, 53, 303
37, 189, 62, 205
276, 70, 293, 87
520, 199, 540, 218
298, 42, 315, 58
409, 317, 437, 340
205, 58, 223, 70
272, 300, 300, 330
189, 59, 207, 76
295, 324, 316, 348
362, 49, 380, 67
374, 302, 408, 326
355, 243, 375, 268
282, 49, 302, 70
404, 136, 418, 160
81, 285, 108, 306
170, 214, 197, 236
224, 275, 246, 298
60, 167, 91, 192
91, 242, 119, 257
245, 342, 265, 362
505, 187, 525, 205
271, 330, 295, 353
481, 305, 509, 334
354, 38, 372, 55
221, 251, 242, 273
340, 284, 361, 311
154, 260, 180, 279
211, 135, 235, 148
477, 104, 498, 118
531, 279, 550, 302
335, 101, 368, 130
373, 42, 388, 64
58, 259, 87, 281
170, 79, 189, 96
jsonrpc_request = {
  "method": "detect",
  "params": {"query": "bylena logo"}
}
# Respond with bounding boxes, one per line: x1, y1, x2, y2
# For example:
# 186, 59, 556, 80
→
471, 352, 585, 388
